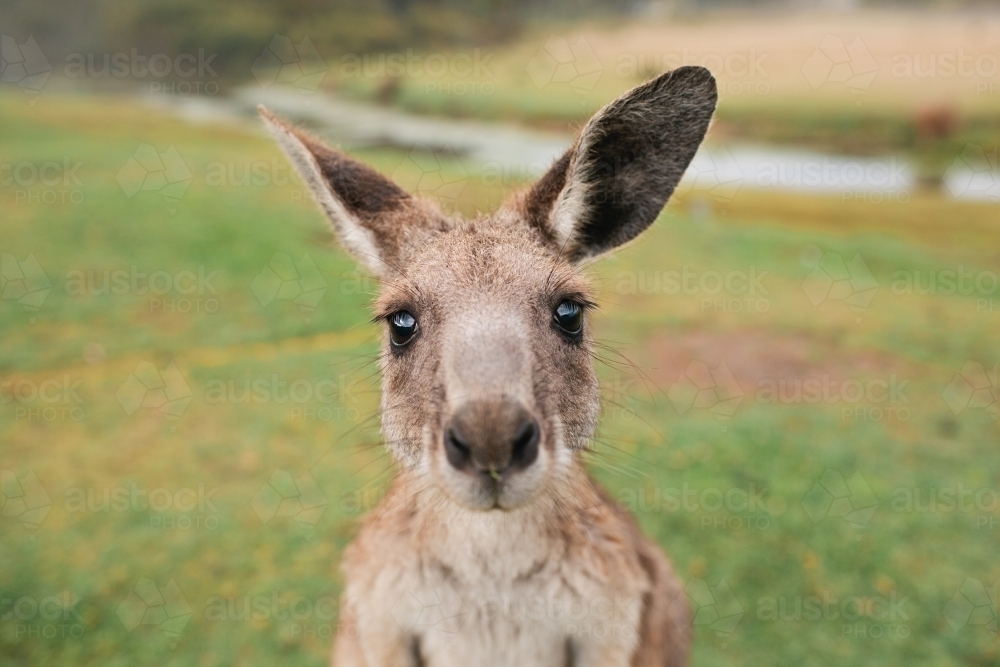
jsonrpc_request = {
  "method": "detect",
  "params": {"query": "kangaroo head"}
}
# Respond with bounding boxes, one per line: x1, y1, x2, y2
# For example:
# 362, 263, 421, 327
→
261, 67, 717, 512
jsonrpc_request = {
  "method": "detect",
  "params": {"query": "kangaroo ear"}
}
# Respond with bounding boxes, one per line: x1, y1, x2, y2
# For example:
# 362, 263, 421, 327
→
259, 106, 445, 275
522, 67, 717, 263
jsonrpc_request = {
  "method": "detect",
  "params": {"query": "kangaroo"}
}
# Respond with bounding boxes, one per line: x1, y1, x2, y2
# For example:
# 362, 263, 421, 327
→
259, 65, 717, 667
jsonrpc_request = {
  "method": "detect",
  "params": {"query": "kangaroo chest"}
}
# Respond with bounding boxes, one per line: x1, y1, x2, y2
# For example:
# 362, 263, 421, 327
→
348, 507, 645, 667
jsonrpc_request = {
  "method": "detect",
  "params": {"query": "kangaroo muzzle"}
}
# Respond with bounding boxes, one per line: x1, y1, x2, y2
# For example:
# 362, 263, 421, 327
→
444, 398, 541, 478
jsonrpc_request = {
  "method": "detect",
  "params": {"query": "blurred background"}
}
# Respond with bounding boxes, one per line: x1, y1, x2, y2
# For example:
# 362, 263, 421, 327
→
1, 0, 999, 665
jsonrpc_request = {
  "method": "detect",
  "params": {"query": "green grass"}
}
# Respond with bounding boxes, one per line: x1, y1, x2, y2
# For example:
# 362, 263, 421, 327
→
1, 93, 999, 667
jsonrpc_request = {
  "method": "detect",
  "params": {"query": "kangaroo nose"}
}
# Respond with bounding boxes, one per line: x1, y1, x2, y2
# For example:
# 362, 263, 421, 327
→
444, 399, 540, 476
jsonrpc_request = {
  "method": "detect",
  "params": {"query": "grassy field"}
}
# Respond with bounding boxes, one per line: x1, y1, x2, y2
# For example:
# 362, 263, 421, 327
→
1, 92, 999, 667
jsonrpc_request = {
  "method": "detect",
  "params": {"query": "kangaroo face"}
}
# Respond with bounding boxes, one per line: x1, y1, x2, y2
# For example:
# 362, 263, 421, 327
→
374, 223, 599, 510
261, 66, 717, 512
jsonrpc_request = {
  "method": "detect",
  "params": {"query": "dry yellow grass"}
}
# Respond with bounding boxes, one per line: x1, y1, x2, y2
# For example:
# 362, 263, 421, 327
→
528, 10, 1000, 113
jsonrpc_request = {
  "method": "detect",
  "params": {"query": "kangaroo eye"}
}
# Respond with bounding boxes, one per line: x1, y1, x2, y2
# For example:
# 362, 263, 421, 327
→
388, 311, 418, 347
553, 300, 583, 337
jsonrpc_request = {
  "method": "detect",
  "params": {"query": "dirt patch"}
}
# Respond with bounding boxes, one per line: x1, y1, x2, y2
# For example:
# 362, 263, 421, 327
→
644, 328, 917, 400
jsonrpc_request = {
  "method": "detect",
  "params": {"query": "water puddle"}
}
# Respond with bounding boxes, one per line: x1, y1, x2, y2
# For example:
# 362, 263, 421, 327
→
149, 86, 997, 203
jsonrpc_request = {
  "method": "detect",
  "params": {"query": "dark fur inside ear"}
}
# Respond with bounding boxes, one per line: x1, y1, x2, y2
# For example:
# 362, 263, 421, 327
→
574, 66, 716, 259
260, 105, 453, 275
294, 131, 410, 221
524, 66, 717, 262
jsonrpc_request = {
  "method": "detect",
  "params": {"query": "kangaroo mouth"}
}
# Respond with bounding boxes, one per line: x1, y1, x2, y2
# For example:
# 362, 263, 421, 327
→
435, 434, 552, 513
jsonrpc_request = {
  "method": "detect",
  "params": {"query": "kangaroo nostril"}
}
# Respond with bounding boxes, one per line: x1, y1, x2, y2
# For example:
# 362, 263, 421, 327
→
444, 403, 541, 478
444, 428, 472, 470
510, 419, 539, 469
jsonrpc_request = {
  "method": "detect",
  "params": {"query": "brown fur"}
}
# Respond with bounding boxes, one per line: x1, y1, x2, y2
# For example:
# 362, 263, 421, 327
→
260, 66, 718, 667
